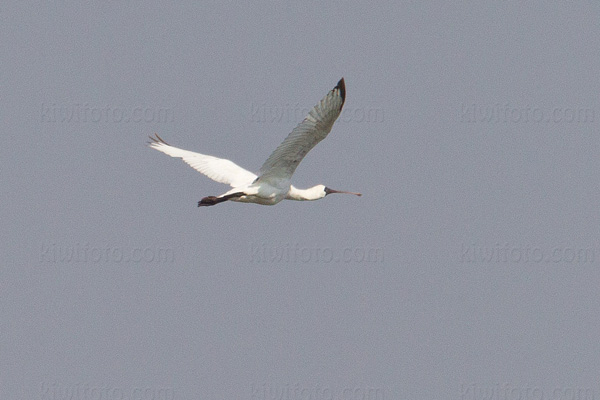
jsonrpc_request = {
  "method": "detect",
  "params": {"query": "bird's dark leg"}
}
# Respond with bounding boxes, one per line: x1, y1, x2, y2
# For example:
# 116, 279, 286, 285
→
198, 192, 245, 207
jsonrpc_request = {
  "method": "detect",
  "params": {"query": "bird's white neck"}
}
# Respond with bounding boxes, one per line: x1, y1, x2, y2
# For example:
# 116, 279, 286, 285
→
286, 185, 326, 201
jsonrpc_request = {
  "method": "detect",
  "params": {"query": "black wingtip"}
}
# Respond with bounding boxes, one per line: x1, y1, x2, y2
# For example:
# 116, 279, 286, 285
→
148, 133, 169, 146
335, 78, 345, 108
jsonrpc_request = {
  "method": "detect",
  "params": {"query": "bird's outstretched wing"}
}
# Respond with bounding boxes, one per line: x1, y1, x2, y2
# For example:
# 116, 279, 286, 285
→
148, 134, 257, 187
257, 78, 346, 182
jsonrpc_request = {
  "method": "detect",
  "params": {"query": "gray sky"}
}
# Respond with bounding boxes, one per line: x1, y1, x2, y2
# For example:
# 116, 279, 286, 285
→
2, 2, 600, 399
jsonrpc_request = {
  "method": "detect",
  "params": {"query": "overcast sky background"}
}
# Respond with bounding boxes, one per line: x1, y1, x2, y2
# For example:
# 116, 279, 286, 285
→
2, 2, 600, 399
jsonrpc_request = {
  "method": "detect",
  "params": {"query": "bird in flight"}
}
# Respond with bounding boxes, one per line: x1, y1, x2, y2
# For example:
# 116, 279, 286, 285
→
149, 78, 361, 207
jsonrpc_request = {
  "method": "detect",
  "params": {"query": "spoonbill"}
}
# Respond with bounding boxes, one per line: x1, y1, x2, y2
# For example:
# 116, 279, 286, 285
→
149, 78, 361, 207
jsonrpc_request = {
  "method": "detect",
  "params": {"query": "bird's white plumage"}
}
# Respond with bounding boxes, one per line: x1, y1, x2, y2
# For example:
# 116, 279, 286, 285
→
149, 78, 360, 207
148, 135, 257, 187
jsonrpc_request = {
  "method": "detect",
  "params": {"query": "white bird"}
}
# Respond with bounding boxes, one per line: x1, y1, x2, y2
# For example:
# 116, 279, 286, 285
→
149, 78, 361, 207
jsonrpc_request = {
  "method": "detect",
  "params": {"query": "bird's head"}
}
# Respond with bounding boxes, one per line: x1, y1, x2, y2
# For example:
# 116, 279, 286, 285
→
288, 185, 362, 201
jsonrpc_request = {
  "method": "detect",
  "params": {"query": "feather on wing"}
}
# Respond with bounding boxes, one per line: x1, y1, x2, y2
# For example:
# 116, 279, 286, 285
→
148, 134, 257, 187
257, 78, 346, 182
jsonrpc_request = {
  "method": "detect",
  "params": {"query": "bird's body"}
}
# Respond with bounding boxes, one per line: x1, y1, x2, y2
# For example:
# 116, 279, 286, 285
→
149, 78, 361, 207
